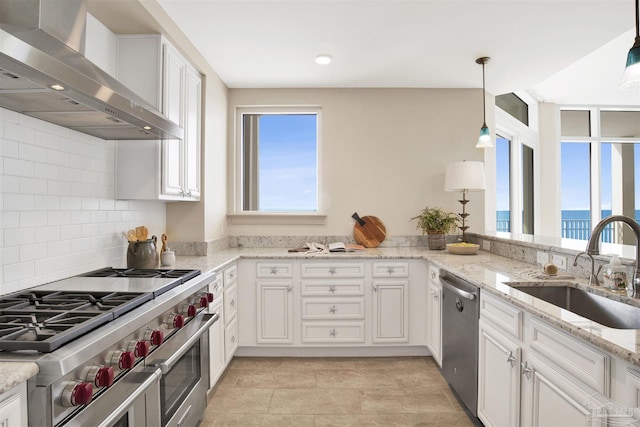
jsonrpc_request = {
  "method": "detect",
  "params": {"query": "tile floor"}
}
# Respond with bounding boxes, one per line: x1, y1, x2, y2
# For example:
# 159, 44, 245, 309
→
202, 356, 476, 427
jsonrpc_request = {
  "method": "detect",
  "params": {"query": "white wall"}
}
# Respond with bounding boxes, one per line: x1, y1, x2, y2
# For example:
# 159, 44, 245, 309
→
227, 88, 488, 238
0, 108, 166, 295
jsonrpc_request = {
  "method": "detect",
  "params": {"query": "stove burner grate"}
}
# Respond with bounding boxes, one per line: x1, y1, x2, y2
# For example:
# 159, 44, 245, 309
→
81, 267, 201, 282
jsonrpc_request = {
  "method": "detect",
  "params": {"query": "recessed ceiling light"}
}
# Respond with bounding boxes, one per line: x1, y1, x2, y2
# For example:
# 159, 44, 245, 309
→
48, 83, 65, 91
315, 54, 332, 65
143, 125, 152, 130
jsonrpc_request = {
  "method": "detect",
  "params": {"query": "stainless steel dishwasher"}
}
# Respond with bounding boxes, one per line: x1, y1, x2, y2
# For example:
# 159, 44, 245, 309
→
440, 270, 480, 418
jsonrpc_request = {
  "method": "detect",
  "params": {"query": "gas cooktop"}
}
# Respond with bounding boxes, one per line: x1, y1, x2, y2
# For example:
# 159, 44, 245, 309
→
0, 268, 201, 353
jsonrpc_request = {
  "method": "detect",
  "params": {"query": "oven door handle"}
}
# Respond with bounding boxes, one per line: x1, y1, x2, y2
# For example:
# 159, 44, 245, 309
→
156, 312, 219, 374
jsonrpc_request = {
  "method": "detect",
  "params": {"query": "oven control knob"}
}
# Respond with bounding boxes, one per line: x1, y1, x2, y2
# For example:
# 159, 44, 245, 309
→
206, 292, 214, 303
86, 366, 114, 388
128, 340, 151, 358
187, 304, 197, 317
145, 329, 164, 346
61, 382, 93, 407
199, 296, 209, 308
166, 314, 185, 328
111, 350, 136, 370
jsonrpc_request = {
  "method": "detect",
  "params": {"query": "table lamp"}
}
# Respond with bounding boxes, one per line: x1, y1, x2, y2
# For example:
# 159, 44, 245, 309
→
444, 160, 486, 242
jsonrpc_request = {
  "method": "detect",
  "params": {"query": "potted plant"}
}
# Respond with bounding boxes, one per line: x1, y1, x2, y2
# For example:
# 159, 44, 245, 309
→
411, 207, 459, 250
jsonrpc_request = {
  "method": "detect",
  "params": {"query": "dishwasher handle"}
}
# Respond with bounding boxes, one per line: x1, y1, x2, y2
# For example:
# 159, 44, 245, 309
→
440, 277, 477, 301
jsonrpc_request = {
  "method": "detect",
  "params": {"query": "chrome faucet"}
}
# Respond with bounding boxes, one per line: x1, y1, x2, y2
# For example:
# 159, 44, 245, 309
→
572, 252, 602, 286
584, 215, 640, 292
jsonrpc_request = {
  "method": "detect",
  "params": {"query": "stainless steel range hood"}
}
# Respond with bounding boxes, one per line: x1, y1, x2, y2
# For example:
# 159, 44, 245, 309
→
0, 0, 184, 140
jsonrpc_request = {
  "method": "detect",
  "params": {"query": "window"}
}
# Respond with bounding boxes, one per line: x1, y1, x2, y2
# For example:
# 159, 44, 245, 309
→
559, 108, 640, 242
496, 136, 511, 232
238, 108, 319, 212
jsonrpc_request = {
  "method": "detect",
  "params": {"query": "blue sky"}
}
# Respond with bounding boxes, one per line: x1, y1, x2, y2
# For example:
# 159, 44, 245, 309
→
257, 114, 317, 211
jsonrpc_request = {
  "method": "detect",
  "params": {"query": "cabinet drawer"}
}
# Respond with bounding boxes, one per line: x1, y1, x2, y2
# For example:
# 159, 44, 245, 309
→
223, 264, 237, 287
301, 322, 365, 343
301, 298, 365, 320
256, 262, 293, 278
301, 263, 365, 278
300, 280, 365, 296
208, 274, 223, 304
224, 316, 238, 361
528, 317, 609, 395
372, 262, 409, 277
480, 292, 523, 340
223, 283, 237, 325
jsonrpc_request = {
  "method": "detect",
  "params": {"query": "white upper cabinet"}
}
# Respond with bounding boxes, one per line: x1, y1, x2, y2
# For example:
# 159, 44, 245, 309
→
115, 35, 201, 201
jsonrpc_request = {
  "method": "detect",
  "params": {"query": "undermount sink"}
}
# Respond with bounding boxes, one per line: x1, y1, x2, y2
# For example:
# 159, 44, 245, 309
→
510, 284, 640, 329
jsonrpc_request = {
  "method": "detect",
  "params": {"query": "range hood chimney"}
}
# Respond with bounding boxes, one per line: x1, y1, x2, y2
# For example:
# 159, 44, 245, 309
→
0, 0, 184, 140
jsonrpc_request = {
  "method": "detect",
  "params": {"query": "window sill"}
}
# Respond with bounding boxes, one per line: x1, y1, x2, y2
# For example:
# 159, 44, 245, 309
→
227, 212, 327, 226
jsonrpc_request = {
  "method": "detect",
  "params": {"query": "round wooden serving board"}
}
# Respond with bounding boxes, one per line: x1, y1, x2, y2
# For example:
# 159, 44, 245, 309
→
352, 214, 386, 248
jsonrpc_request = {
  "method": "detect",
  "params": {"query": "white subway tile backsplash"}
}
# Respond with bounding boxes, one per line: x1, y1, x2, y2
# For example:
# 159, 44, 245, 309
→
1, 107, 166, 293
19, 177, 47, 194
4, 158, 34, 177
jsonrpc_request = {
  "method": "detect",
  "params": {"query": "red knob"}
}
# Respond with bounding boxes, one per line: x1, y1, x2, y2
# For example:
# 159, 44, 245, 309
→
62, 382, 93, 406
135, 340, 150, 358
187, 304, 197, 317
94, 367, 114, 388
173, 314, 185, 328
112, 351, 136, 370
200, 296, 209, 308
149, 330, 164, 346
206, 292, 214, 303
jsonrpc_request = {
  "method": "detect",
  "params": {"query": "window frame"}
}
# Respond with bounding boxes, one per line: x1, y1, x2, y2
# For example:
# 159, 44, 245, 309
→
229, 105, 326, 225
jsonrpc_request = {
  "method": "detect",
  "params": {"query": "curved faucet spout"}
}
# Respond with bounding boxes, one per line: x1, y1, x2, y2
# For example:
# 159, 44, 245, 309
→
586, 215, 640, 292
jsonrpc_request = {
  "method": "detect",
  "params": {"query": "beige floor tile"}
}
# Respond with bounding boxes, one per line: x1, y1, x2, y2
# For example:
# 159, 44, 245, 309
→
269, 388, 362, 414
314, 412, 474, 427
228, 357, 283, 370
206, 388, 274, 414
352, 356, 429, 370
316, 368, 399, 389
234, 369, 318, 388
202, 413, 315, 426
360, 386, 460, 414
276, 356, 358, 370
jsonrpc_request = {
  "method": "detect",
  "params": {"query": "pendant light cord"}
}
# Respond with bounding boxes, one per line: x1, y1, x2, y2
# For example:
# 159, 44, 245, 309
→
636, 0, 639, 38
482, 61, 487, 126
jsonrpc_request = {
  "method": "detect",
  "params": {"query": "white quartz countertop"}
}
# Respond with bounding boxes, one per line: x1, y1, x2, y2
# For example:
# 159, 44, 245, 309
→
0, 362, 38, 394
170, 246, 640, 366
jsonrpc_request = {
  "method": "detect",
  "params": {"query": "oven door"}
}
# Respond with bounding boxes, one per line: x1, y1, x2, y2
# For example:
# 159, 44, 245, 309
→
66, 365, 162, 427
147, 312, 219, 427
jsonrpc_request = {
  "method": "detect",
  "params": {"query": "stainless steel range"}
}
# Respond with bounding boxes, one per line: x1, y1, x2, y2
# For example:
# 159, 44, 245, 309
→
0, 267, 220, 427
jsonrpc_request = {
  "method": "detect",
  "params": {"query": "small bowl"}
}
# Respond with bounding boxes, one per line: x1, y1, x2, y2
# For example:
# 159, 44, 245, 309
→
446, 243, 480, 255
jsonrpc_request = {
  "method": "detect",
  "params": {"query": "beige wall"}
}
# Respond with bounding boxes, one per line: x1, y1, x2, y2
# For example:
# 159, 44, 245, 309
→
227, 88, 489, 238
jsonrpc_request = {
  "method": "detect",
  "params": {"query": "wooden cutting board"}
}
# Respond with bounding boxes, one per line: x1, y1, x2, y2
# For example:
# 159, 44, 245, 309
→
352, 212, 386, 248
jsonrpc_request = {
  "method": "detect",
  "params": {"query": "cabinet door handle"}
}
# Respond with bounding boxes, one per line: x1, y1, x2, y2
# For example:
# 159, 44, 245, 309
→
372, 284, 378, 292
287, 284, 293, 293
329, 267, 337, 275
506, 351, 516, 367
231, 335, 236, 343
431, 271, 437, 279
328, 285, 336, 293
230, 299, 235, 308
521, 361, 532, 379
329, 305, 337, 314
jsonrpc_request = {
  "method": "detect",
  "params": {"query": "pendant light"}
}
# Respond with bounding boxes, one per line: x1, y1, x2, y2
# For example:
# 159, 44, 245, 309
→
475, 57, 493, 148
621, 0, 640, 88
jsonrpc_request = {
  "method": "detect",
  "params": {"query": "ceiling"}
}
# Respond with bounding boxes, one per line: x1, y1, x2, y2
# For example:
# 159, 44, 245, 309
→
103, 1, 640, 106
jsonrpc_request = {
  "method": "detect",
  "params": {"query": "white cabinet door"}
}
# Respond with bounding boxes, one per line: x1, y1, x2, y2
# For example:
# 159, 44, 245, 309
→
256, 281, 293, 344
426, 280, 442, 366
209, 301, 225, 389
372, 280, 409, 343
184, 65, 201, 200
478, 320, 521, 427
225, 316, 239, 362
161, 43, 185, 199
0, 382, 27, 427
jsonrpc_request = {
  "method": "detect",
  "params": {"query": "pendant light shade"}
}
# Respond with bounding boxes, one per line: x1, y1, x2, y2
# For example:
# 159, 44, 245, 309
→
621, 0, 640, 88
475, 57, 493, 149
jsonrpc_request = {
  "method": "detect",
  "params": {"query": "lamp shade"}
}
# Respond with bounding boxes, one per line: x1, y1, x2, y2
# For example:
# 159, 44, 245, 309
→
621, 40, 640, 88
444, 161, 486, 192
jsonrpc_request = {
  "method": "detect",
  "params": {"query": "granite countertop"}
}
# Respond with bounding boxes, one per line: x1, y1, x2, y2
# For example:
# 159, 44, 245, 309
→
171, 246, 640, 367
0, 362, 38, 394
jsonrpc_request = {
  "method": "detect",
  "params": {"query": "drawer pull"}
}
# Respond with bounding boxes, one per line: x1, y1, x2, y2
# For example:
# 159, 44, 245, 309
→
329, 285, 336, 293
329, 267, 337, 275
506, 351, 516, 367
270, 267, 278, 275
329, 305, 337, 314
431, 271, 437, 279
329, 329, 337, 337
387, 266, 395, 274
